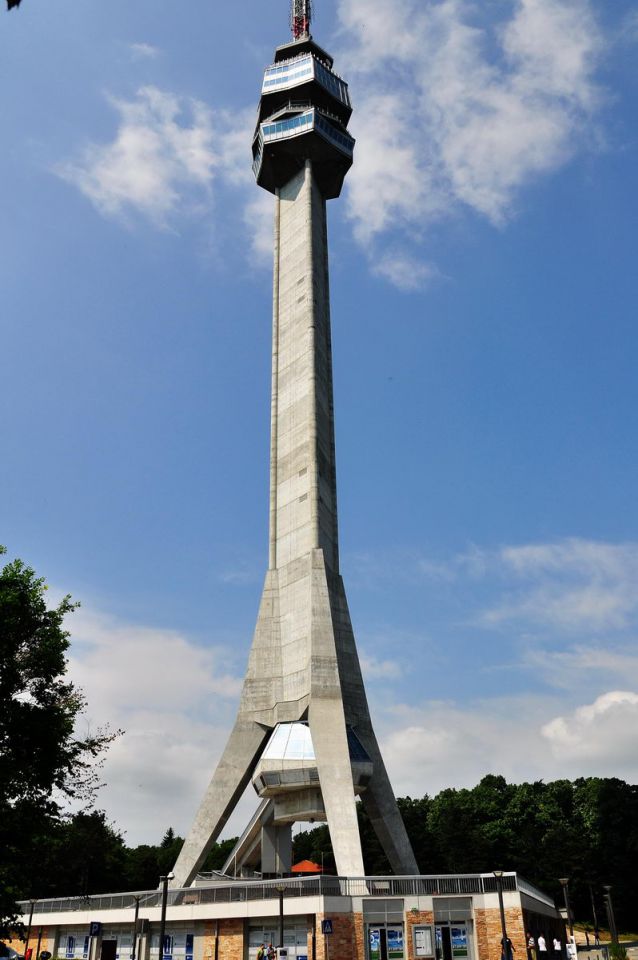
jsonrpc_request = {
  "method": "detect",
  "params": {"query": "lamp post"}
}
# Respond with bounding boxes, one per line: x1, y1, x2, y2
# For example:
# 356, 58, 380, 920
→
588, 884, 599, 937
559, 879, 574, 942
24, 899, 35, 960
275, 883, 287, 952
158, 873, 175, 960
131, 895, 142, 960
603, 887, 617, 945
493, 872, 511, 960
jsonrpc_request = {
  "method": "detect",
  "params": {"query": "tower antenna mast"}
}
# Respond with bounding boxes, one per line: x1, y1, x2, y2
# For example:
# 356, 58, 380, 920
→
291, 0, 312, 39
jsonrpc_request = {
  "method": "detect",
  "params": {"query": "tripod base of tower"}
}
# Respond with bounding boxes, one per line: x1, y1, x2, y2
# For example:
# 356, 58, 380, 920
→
171, 548, 418, 888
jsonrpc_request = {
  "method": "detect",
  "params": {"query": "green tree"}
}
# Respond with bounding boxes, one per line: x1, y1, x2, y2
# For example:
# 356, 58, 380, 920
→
0, 548, 118, 934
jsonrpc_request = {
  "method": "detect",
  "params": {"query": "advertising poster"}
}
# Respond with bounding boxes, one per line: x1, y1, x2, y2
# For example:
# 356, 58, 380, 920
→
451, 928, 468, 958
387, 927, 404, 960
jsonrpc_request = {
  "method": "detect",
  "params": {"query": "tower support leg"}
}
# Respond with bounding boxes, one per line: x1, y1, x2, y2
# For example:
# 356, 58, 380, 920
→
358, 736, 419, 875
308, 550, 366, 878
171, 717, 270, 888
261, 814, 292, 876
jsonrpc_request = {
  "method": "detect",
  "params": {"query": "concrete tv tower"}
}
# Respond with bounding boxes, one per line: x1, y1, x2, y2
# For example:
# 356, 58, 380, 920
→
172, 0, 418, 888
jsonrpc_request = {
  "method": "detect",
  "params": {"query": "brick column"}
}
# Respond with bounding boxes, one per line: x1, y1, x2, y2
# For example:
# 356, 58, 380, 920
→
406, 911, 434, 960
474, 907, 526, 960
217, 920, 244, 960
316, 914, 364, 960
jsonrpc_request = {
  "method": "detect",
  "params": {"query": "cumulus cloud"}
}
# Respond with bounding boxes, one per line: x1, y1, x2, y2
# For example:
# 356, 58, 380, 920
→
338, 0, 603, 242
376, 690, 638, 798
56, 86, 217, 227
56, 91, 275, 261
56, 1, 609, 284
65, 603, 252, 844
378, 698, 550, 797
542, 691, 638, 767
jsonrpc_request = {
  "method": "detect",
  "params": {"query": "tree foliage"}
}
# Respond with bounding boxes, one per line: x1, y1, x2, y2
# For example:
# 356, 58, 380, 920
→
0, 548, 118, 934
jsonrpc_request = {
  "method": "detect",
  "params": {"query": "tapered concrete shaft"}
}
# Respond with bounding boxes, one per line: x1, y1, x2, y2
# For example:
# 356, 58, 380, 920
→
172, 162, 417, 888
172, 37, 419, 887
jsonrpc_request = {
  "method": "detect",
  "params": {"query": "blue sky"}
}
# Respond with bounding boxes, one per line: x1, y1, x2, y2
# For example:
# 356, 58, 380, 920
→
2, 0, 638, 847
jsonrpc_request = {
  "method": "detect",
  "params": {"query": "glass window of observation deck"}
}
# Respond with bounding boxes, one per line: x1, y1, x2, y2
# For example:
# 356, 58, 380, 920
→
262, 56, 313, 90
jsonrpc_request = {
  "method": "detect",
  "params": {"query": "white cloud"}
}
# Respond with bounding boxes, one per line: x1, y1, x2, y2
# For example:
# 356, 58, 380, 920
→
338, 0, 603, 240
244, 191, 275, 264
525, 643, 638, 688
373, 251, 441, 291
542, 691, 638, 766
376, 689, 638, 798
56, 86, 217, 227
65, 604, 252, 844
360, 650, 403, 679
129, 42, 161, 60
377, 696, 559, 797
56, 91, 275, 262
482, 538, 638, 630
56, 1, 607, 282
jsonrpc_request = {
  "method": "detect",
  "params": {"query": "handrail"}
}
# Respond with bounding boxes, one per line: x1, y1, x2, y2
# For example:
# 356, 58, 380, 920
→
18, 873, 542, 915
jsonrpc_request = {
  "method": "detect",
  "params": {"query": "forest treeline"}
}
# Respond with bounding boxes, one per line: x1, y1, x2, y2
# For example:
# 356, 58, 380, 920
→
16, 775, 637, 931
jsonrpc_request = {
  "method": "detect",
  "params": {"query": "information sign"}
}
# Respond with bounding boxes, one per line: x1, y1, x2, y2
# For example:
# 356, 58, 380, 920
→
413, 925, 434, 958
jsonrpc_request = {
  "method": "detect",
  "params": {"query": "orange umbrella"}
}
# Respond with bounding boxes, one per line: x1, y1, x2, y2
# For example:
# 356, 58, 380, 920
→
291, 859, 322, 874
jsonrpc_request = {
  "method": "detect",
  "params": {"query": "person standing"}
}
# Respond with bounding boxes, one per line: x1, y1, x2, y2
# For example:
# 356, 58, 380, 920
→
553, 936, 562, 960
527, 934, 536, 960
538, 933, 548, 960
501, 937, 515, 960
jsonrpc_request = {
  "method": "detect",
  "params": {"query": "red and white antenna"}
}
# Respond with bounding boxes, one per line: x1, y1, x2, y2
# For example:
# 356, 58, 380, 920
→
291, 0, 312, 39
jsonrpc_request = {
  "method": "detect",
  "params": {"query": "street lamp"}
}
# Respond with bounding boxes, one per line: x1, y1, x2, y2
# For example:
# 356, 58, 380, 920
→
493, 872, 511, 960
131, 895, 142, 960
559, 879, 574, 941
603, 887, 618, 945
275, 883, 287, 952
587, 883, 599, 938
158, 873, 175, 960
24, 899, 36, 960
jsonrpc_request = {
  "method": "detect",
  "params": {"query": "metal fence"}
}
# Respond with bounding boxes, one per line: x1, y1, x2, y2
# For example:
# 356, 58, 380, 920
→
19, 873, 529, 916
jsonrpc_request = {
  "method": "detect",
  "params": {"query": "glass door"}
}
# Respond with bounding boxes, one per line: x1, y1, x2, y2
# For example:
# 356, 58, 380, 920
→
367, 925, 405, 960
436, 925, 470, 960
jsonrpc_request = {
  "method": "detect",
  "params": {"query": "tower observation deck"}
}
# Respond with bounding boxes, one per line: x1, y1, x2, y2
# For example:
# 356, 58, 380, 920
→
171, 4, 418, 889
